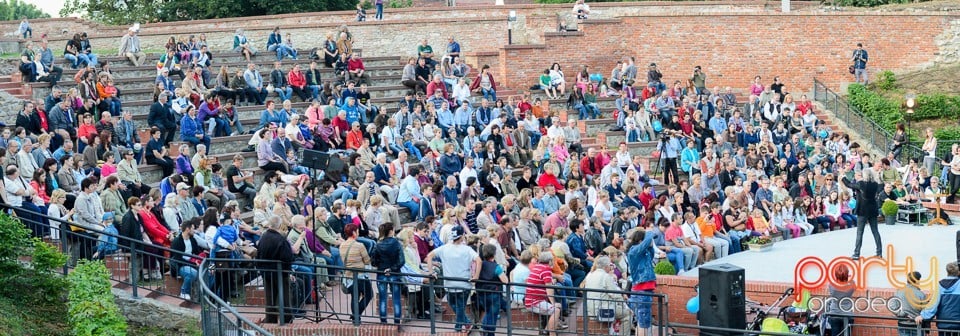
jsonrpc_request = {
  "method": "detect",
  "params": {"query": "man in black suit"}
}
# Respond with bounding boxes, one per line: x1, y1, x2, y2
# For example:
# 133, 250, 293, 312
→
841, 167, 883, 259
147, 93, 177, 145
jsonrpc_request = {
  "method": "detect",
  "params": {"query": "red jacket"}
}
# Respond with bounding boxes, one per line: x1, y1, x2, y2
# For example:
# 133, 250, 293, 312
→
288, 70, 306, 88
347, 58, 365, 72
580, 156, 602, 177
537, 172, 564, 191
141, 210, 171, 247
469, 72, 497, 92
346, 129, 364, 150
638, 192, 654, 209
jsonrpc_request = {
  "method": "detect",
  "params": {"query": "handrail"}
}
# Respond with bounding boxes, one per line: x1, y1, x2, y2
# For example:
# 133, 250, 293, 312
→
812, 78, 959, 170
197, 258, 273, 336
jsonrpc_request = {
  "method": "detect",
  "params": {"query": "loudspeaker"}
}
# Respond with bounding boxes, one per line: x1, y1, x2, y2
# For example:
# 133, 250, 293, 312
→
699, 263, 746, 335
300, 149, 329, 170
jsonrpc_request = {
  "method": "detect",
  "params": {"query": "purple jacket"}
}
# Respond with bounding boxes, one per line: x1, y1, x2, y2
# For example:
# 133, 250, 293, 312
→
304, 228, 326, 254
198, 101, 218, 122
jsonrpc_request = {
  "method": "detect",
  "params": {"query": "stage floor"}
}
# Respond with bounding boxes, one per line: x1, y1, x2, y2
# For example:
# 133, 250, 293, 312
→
682, 223, 958, 289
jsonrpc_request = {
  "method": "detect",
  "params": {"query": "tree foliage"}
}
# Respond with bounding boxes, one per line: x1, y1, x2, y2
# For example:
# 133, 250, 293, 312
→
60, 0, 355, 25
0, 0, 50, 21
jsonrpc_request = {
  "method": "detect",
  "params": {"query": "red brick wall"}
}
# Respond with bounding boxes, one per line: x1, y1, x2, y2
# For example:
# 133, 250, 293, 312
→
499, 14, 956, 92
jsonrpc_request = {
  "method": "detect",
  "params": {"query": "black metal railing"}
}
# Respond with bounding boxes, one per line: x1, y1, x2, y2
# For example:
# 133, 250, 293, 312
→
4, 205, 266, 335
812, 78, 960, 174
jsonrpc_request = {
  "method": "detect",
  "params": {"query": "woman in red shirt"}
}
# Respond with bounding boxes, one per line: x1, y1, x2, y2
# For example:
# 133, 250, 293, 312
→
537, 163, 565, 194
138, 196, 173, 280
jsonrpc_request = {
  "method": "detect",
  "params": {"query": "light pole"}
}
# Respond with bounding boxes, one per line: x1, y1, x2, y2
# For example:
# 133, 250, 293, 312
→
905, 93, 916, 138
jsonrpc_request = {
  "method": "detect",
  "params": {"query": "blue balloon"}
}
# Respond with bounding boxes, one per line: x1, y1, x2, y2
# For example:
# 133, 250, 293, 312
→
687, 296, 699, 314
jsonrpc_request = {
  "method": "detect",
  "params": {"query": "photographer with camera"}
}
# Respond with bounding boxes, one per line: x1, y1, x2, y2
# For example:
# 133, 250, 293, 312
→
657, 130, 682, 185
691, 66, 707, 96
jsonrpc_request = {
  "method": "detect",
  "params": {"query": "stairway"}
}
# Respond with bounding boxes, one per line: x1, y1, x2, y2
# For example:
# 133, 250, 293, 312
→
0, 73, 30, 100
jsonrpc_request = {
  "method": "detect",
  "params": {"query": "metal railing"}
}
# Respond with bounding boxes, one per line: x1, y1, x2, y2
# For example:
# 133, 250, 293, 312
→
812, 78, 960, 173
825, 313, 960, 336
196, 256, 670, 336
3, 205, 266, 336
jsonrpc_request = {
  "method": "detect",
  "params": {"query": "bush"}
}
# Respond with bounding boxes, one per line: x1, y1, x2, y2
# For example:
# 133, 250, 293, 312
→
876, 70, 897, 91
881, 200, 899, 216
0, 213, 67, 305
653, 260, 676, 275
935, 126, 960, 141
68, 260, 127, 336
833, 0, 915, 7
846, 84, 903, 131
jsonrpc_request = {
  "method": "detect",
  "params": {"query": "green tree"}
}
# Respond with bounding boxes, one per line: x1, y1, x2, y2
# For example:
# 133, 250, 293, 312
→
61, 0, 355, 25
0, 0, 51, 21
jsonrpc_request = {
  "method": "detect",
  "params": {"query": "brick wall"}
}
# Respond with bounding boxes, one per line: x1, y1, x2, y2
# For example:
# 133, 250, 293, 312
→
655, 275, 902, 335
498, 13, 958, 91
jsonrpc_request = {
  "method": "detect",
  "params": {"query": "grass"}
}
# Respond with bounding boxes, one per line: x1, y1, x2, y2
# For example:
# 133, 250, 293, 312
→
0, 295, 70, 336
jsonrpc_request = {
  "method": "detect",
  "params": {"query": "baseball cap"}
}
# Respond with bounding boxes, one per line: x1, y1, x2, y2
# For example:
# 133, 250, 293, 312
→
102, 212, 115, 221
177, 182, 191, 191
449, 225, 464, 241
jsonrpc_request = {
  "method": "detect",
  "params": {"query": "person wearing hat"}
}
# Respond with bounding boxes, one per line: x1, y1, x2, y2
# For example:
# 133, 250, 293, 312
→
426, 225, 482, 333
176, 182, 199, 222
646, 63, 664, 95
93, 212, 119, 260
118, 27, 146, 67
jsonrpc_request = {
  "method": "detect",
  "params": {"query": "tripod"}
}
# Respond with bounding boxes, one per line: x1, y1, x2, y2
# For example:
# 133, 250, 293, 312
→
652, 135, 669, 185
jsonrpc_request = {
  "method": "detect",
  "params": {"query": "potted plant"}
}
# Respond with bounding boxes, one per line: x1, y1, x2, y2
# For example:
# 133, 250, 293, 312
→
746, 236, 774, 252
654, 260, 677, 275
881, 199, 899, 225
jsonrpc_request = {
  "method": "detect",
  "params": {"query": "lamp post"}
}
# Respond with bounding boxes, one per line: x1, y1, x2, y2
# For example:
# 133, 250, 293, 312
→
508, 11, 517, 45
905, 93, 916, 153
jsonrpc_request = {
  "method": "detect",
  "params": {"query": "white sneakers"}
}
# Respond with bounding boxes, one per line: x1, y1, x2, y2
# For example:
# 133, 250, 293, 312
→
179, 293, 191, 300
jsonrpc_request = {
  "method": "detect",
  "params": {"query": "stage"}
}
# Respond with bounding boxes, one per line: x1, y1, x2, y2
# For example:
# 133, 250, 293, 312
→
682, 223, 959, 289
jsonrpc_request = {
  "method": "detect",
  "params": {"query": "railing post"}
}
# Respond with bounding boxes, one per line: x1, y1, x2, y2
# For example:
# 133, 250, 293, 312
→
352, 271, 361, 326
505, 282, 512, 336
277, 262, 286, 326
580, 288, 588, 336
428, 277, 436, 335
130, 246, 139, 299
59, 225, 68, 276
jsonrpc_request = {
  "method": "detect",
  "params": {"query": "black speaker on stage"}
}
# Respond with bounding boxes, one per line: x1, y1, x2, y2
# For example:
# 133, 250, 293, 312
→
699, 263, 746, 335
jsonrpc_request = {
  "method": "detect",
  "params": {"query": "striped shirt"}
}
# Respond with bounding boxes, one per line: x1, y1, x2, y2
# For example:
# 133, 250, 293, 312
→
524, 263, 555, 308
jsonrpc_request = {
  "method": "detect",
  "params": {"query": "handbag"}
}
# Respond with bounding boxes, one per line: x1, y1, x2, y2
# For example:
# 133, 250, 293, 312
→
848, 65, 855, 74
266, 84, 275, 92
652, 119, 663, 133
597, 308, 616, 322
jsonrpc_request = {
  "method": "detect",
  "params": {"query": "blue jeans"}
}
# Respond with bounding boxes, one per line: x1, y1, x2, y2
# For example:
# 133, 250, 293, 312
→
357, 237, 376, 253
528, 131, 542, 147
274, 86, 293, 102
181, 134, 211, 150
318, 247, 342, 276
377, 273, 402, 324
448, 290, 472, 332
398, 201, 419, 220
665, 248, 685, 273
481, 87, 497, 102
308, 85, 321, 101
331, 187, 353, 204
579, 103, 600, 119
178, 265, 212, 296
479, 292, 501, 336
375, 3, 383, 19
291, 263, 315, 296
21, 27, 31, 39
63, 54, 91, 69
404, 141, 423, 160
728, 230, 752, 253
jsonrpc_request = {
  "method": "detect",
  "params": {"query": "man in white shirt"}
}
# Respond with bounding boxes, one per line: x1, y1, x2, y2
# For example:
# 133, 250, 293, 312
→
4, 164, 44, 234
679, 212, 713, 264
426, 226, 481, 333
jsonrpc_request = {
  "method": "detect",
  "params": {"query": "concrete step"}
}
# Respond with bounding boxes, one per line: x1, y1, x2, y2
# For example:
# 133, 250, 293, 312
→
58, 48, 367, 69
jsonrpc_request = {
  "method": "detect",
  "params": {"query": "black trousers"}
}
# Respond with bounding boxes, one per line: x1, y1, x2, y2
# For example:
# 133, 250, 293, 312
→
663, 157, 680, 186
853, 215, 881, 257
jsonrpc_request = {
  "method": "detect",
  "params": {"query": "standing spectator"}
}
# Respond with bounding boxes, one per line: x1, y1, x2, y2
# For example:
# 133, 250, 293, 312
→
375, 0, 384, 20
625, 228, 656, 336
852, 43, 869, 85
340, 223, 374, 322
370, 223, 404, 324
426, 226, 481, 333
477, 243, 507, 336
258, 216, 297, 324
148, 94, 177, 145
525, 250, 560, 336
118, 27, 146, 67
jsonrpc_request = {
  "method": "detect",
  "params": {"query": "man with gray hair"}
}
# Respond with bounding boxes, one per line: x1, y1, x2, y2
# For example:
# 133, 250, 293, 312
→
583, 255, 633, 336
840, 166, 882, 259
287, 215, 330, 291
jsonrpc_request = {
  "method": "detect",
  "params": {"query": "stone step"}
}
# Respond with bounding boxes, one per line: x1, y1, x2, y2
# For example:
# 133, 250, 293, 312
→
57, 49, 367, 69
58, 55, 401, 79
30, 66, 405, 102
100, 74, 404, 103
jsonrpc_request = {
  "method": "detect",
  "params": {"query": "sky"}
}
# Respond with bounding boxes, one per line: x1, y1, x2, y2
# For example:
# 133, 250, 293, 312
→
24, 0, 67, 18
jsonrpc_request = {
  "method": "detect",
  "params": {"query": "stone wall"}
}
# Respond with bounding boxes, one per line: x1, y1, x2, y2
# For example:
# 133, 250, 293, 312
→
112, 288, 201, 333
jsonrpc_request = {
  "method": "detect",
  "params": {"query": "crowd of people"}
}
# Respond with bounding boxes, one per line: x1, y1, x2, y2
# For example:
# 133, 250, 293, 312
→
6, 20, 959, 336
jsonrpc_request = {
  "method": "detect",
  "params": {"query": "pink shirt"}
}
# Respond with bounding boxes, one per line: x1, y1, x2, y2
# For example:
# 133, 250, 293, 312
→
664, 225, 684, 242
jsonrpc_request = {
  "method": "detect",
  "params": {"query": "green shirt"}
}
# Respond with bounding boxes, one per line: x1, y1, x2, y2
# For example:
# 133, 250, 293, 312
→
418, 45, 433, 57
540, 74, 551, 86
20, 48, 34, 62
